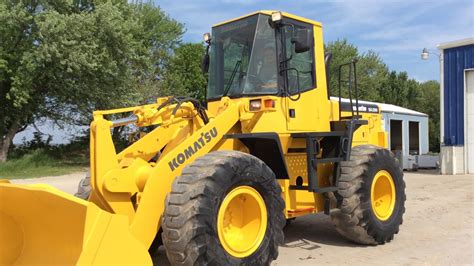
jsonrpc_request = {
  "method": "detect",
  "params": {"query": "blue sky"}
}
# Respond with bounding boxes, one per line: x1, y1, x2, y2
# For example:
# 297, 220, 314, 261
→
157, 0, 474, 82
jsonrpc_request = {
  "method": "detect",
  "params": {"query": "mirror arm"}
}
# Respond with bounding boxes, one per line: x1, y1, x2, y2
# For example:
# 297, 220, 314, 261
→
201, 43, 211, 74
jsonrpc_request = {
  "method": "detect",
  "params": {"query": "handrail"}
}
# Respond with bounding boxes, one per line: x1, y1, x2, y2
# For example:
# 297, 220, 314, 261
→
337, 58, 359, 119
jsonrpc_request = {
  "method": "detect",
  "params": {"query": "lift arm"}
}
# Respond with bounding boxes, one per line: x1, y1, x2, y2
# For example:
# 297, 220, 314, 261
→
89, 97, 242, 247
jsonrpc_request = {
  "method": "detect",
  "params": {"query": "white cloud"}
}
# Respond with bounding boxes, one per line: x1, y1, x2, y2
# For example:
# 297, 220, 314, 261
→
155, 0, 473, 81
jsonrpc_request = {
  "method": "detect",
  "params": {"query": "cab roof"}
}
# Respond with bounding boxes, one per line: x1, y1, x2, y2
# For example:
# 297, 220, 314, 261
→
212, 10, 322, 28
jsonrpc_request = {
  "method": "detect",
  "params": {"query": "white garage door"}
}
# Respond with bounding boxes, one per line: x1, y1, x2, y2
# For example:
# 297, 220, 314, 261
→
466, 70, 474, 174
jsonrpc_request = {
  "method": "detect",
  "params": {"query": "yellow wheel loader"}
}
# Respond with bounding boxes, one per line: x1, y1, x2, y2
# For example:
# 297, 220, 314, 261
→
0, 11, 406, 265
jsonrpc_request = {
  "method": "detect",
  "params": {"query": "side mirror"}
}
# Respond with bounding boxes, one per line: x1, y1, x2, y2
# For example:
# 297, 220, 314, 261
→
325, 52, 333, 94
201, 53, 210, 74
291, 28, 312, 53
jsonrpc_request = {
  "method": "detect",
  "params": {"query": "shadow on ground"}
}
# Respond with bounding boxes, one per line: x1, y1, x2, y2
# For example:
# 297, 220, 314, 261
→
281, 214, 361, 250
151, 213, 366, 265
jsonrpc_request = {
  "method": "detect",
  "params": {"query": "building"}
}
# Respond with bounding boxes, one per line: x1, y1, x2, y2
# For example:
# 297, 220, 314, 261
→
380, 103, 430, 170
334, 97, 431, 170
438, 38, 474, 174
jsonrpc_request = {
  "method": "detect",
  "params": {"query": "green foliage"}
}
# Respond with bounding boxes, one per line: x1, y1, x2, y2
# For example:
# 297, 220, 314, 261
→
10, 131, 88, 160
326, 39, 440, 152
0, 149, 86, 179
379, 71, 420, 108
325, 39, 388, 101
417, 80, 440, 152
1, 130, 89, 178
10, 131, 52, 156
162, 43, 207, 101
0, 0, 184, 160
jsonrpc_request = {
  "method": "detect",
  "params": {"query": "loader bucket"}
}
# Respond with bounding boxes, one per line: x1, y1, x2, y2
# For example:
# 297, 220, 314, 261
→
0, 182, 152, 265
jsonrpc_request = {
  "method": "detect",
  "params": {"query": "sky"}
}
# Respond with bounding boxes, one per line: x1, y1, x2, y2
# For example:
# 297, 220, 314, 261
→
156, 0, 474, 82
13, 0, 474, 144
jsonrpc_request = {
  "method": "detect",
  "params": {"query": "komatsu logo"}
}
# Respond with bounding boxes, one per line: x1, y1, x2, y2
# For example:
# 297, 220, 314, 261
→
168, 127, 218, 171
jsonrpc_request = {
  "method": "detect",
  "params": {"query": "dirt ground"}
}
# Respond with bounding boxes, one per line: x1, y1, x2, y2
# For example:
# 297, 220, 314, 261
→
12, 170, 474, 265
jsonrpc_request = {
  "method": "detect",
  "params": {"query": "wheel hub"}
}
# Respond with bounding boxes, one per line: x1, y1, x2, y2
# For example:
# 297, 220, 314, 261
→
371, 170, 396, 221
217, 186, 267, 258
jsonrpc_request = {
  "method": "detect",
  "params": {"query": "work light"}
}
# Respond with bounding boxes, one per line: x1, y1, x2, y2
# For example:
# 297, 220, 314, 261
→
203, 33, 211, 43
421, 48, 429, 60
271, 11, 282, 23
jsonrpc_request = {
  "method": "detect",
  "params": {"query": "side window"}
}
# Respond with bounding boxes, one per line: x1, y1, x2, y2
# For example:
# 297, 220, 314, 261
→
282, 21, 315, 94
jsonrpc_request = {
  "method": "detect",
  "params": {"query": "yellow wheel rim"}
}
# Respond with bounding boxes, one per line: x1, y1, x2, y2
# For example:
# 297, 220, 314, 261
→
371, 170, 396, 221
217, 186, 267, 258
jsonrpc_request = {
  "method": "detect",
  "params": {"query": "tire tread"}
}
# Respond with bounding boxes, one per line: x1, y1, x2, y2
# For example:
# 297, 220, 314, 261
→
330, 145, 406, 245
162, 150, 285, 265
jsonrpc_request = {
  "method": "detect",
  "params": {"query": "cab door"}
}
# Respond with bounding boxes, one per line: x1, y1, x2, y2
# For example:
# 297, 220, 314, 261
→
279, 19, 318, 131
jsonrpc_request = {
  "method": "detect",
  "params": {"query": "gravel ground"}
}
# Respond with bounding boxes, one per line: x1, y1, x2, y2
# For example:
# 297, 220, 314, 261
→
11, 172, 85, 195
11, 170, 474, 265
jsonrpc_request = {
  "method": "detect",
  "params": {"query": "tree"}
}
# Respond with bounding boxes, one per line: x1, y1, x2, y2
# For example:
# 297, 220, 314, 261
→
378, 71, 419, 107
417, 80, 440, 152
0, 0, 183, 162
325, 39, 388, 102
161, 43, 207, 101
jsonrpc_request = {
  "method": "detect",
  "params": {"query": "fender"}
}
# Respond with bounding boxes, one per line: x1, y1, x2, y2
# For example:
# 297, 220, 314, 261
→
225, 132, 289, 179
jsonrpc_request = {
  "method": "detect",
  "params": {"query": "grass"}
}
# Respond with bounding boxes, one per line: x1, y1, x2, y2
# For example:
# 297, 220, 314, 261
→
0, 149, 88, 179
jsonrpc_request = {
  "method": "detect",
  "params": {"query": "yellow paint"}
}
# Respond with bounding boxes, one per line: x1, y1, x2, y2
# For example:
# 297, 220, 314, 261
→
217, 186, 268, 258
129, 99, 241, 247
213, 10, 322, 28
371, 170, 396, 221
0, 184, 151, 265
0, 10, 391, 264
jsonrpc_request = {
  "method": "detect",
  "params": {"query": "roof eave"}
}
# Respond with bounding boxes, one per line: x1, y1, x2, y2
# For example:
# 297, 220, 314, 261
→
212, 10, 322, 28
437, 38, 474, 50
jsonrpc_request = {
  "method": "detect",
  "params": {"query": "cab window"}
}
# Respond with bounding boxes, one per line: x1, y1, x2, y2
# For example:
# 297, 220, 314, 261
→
282, 20, 315, 95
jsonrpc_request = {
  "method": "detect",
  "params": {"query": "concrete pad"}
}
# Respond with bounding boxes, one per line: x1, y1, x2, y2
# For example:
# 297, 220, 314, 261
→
13, 171, 474, 265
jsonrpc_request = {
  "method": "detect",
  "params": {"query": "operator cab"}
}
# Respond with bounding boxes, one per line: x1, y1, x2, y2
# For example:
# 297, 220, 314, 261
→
205, 12, 315, 101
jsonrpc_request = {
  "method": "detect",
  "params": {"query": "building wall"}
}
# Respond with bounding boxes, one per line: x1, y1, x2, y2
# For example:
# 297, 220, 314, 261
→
465, 70, 474, 174
441, 146, 465, 174
440, 42, 474, 174
382, 112, 429, 169
442, 44, 474, 146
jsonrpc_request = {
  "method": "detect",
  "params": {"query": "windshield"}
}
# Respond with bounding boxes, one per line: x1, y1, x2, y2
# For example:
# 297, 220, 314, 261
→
207, 14, 278, 99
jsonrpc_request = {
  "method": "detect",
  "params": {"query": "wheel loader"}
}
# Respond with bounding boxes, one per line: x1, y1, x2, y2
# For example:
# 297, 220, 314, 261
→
0, 10, 406, 265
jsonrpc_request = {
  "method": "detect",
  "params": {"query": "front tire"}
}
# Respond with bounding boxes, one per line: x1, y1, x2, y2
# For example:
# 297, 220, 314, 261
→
162, 151, 285, 265
331, 145, 406, 245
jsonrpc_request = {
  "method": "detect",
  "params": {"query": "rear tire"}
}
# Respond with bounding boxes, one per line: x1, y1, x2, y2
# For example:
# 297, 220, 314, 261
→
330, 145, 406, 245
162, 150, 285, 265
74, 172, 91, 200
